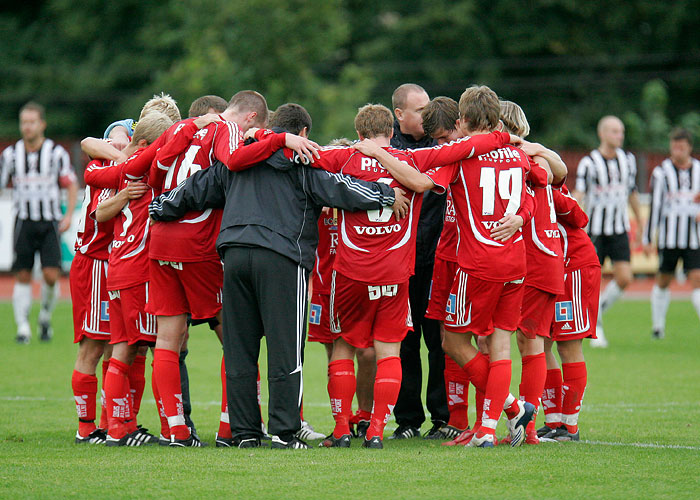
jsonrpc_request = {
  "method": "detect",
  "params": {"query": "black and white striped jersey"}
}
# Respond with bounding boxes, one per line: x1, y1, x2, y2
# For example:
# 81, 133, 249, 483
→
575, 148, 637, 236
0, 138, 76, 221
643, 158, 700, 250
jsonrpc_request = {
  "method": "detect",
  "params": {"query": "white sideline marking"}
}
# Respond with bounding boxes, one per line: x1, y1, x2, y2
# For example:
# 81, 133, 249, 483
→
582, 440, 700, 451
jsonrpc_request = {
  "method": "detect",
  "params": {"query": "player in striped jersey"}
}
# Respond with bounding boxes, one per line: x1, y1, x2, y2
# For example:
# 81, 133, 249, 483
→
573, 116, 643, 347
643, 128, 700, 339
0, 101, 78, 343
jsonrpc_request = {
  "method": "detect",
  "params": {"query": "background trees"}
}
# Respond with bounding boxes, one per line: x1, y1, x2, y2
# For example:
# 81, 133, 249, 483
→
1, 0, 698, 149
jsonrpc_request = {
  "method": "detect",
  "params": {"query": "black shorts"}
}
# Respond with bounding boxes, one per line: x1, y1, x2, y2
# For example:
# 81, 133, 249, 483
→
590, 233, 630, 264
187, 314, 220, 331
12, 219, 61, 271
658, 248, 700, 274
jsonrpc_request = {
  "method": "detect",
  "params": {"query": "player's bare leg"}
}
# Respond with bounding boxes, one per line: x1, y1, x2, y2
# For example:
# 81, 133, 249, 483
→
72, 338, 107, 441
153, 314, 191, 441
595, 260, 632, 347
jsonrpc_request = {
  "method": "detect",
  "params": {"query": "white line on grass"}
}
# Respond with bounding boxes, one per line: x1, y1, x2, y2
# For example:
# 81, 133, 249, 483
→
582, 440, 700, 451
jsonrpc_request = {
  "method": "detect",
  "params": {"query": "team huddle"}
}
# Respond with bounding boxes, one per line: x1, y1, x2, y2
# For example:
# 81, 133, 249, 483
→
57, 83, 602, 449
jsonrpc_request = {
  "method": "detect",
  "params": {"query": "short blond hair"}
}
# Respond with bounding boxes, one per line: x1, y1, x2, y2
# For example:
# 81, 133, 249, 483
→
327, 138, 353, 147
354, 104, 393, 139
132, 111, 173, 145
139, 92, 181, 123
458, 85, 500, 133
499, 100, 530, 138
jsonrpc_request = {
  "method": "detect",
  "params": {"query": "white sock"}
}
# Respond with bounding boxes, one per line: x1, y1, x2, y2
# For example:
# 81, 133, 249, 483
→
600, 280, 623, 314
12, 282, 32, 332
651, 285, 671, 333
692, 289, 700, 323
39, 281, 58, 325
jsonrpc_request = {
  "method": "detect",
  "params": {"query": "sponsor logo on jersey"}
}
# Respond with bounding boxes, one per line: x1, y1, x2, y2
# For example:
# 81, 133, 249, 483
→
477, 147, 521, 163
446, 293, 457, 315
360, 157, 388, 173
555, 301, 574, 322
544, 229, 561, 238
481, 220, 502, 230
562, 322, 572, 330
354, 224, 401, 235
100, 301, 110, 322
309, 303, 322, 325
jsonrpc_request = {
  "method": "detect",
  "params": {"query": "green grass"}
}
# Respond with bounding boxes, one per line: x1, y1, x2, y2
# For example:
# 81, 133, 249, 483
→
1, 300, 699, 499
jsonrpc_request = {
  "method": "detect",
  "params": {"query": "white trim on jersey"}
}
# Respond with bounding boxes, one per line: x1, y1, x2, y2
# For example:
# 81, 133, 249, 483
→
530, 216, 558, 257
293, 265, 307, 408
558, 269, 590, 336
329, 270, 341, 334
460, 168, 503, 248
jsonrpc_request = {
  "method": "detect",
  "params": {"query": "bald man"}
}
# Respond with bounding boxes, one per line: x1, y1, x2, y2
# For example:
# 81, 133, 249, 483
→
573, 116, 643, 347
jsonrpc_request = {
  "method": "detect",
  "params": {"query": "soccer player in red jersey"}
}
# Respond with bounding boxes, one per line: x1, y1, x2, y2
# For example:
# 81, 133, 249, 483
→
147, 91, 321, 446
85, 112, 174, 446
303, 104, 518, 448
537, 184, 600, 442
353, 86, 552, 447
70, 164, 118, 444
496, 101, 569, 445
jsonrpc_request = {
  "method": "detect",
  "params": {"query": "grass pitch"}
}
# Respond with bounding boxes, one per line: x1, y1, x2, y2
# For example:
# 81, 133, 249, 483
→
1, 300, 699, 499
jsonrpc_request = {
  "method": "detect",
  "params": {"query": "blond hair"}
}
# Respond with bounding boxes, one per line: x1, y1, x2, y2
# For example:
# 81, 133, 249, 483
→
327, 138, 353, 147
354, 104, 393, 139
139, 92, 181, 123
132, 111, 173, 145
458, 85, 500, 133
499, 100, 530, 138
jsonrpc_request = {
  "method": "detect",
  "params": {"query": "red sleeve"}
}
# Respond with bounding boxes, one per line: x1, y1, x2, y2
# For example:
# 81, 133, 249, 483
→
214, 121, 287, 171
84, 160, 121, 189
553, 188, 588, 228
526, 156, 549, 188
408, 131, 510, 172
149, 120, 200, 184
121, 136, 164, 180
516, 184, 535, 226
424, 163, 458, 194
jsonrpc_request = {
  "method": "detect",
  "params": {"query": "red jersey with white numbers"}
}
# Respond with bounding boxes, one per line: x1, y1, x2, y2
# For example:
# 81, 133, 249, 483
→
553, 186, 600, 271
434, 189, 458, 262
149, 119, 287, 262
428, 145, 545, 282
523, 183, 565, 294
312, 209, 339, 294
75, 160, 116, 261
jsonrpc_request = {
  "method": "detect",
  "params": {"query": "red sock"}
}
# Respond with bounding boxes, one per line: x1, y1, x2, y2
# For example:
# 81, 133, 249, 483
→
104, 358, 132, 439
328, 359, 356, 438
562, 362, 587, 434
151, 361, 169, 439
218, 356, 232, 439
542, 368, 563, 429
356, 409, 371, 422
445, 355, 469, 430
99, 359, 110, 429
128, 355, 147, 420
479, 360, 511, 435
72, 370, 98, 437
366, 356, 402, 440
153, 348, 189, 440
461, 351, 489, 393
519, 352, 546, 429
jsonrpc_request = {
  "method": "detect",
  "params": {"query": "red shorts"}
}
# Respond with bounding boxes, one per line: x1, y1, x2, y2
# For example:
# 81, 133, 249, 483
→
518, 286, 556, 339
551, 266, 600, 341
308, 292, 333, 344
109, 283, 157, 345
146, 259, 223, 319
330, 271, 412, 349
425, 257, 458, 321
70, 253, 110, 343
443, 268, 524, 336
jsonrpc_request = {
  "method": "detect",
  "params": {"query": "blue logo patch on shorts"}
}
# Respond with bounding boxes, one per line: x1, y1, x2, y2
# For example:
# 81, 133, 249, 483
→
309, 303, 322, 325
100, 301, 110, 321
446, 294, 457, 315
555, 301, 573, 322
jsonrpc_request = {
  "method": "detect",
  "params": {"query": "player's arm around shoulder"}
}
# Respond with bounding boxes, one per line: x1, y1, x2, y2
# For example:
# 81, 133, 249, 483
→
95, 181, 147, 222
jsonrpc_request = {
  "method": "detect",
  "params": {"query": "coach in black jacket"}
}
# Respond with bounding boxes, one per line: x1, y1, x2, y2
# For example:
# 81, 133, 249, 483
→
149, 103, 406, 448
389, 84, 449, 439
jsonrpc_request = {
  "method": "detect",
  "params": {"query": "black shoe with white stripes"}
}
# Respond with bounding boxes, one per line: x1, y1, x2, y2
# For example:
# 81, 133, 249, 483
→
105, 430, 155, 447
75, 428, 106, 444
270, 435, 310, 449
169, 432, 207, 447
135, 425, 158, 444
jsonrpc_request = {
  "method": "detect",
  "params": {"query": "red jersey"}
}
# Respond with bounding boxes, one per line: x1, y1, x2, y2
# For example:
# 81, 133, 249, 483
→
75, 160, 116, 260
312, 209, 339, 294
429, 145, 546, 282
149, 119, 287, 262
434, 189, 458, 262
553, 186, 600, 271
523, 183, 565, 295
